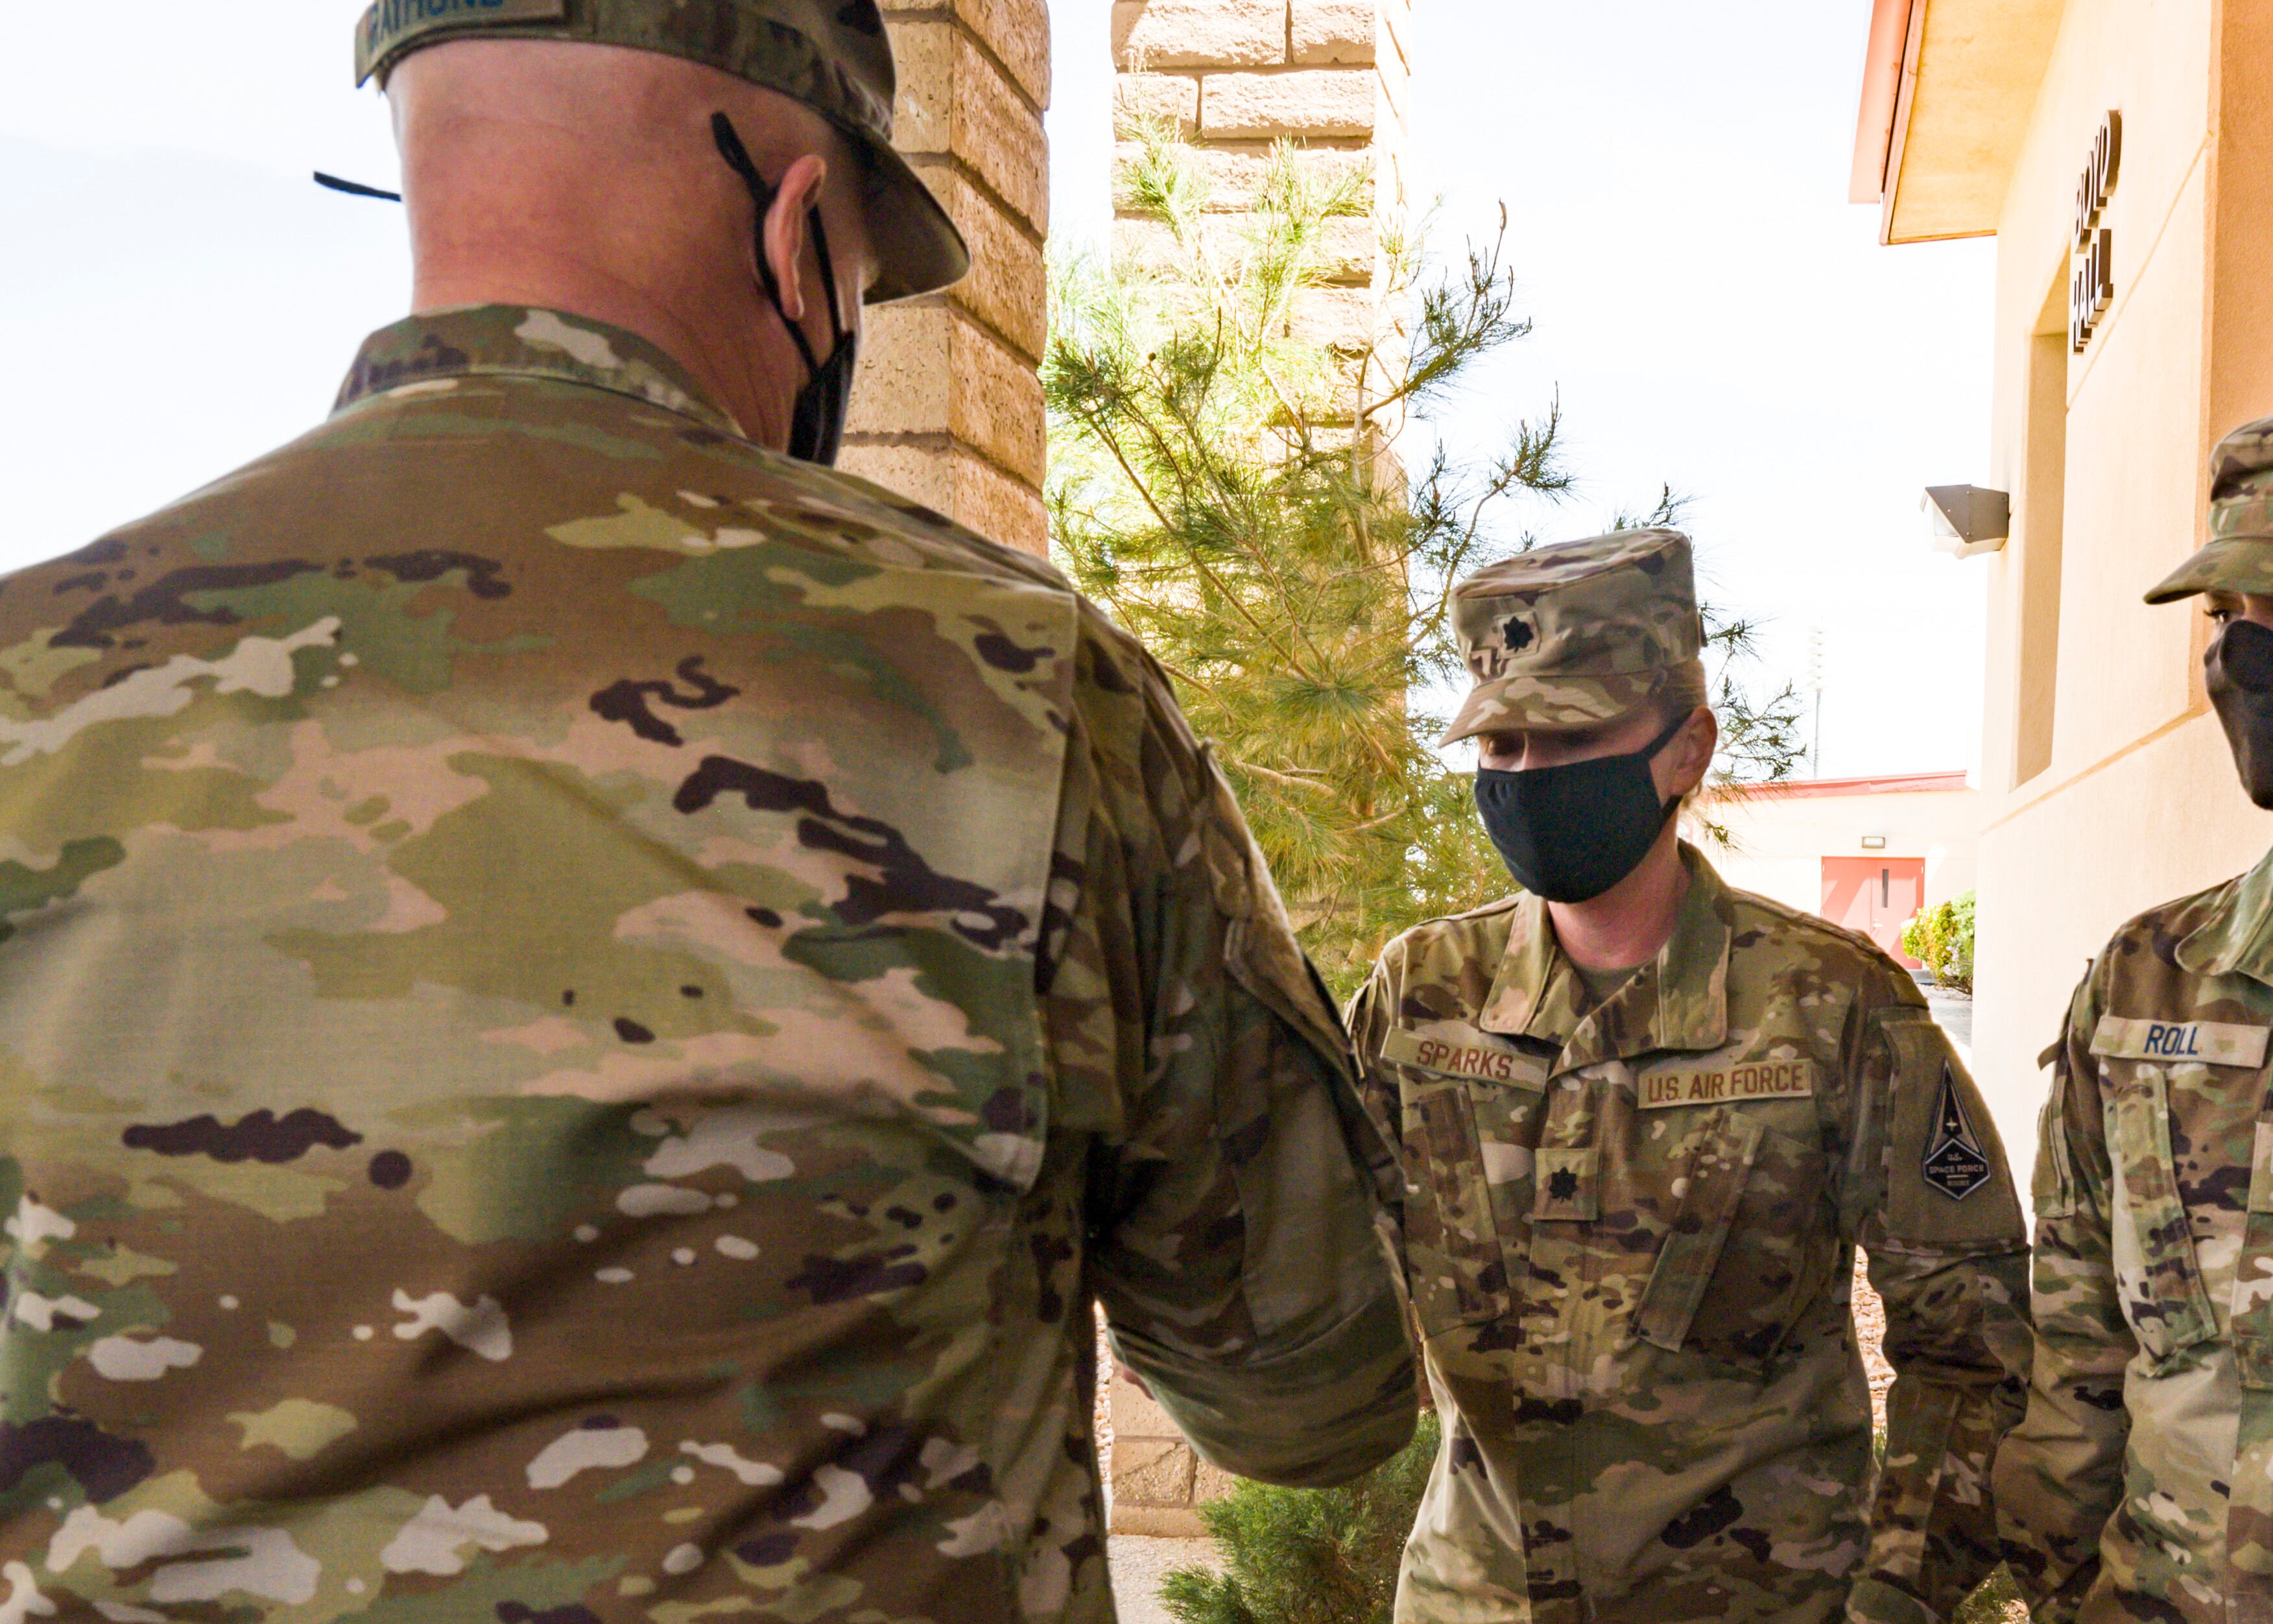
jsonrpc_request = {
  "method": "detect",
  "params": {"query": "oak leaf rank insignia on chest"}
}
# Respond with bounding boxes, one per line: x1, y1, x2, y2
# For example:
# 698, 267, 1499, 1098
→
1921, 1062, 1993, 1201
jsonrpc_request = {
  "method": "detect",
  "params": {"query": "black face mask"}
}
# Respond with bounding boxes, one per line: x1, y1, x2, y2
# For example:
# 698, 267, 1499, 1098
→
1473, 713, 1692, 903
712, 113, 857, 466
2208, 618, 2273, 808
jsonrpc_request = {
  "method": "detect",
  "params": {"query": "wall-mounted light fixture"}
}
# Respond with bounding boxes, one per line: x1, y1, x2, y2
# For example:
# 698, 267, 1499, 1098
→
1923, 486, 2010, 557
1861, 834, 1888, 850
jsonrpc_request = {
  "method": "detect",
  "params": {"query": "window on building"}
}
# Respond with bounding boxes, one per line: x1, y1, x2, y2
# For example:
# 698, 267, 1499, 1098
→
2013, 271, 2069, 785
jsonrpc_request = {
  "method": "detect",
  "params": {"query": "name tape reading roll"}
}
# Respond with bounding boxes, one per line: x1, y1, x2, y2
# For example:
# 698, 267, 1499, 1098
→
2091, 1017, 2272, 1069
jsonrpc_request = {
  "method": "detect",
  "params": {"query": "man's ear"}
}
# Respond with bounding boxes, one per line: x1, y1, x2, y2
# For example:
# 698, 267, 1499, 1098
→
759, 154, 830, 324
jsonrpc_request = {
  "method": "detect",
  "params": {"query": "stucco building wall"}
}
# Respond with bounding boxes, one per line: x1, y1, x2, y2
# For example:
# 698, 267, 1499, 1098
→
1861, 0, 2273, 1184
1704, 778, 1981, 921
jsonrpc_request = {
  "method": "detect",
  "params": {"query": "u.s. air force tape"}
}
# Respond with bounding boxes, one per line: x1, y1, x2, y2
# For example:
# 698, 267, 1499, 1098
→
1636, 1058, 1816, 1110
357, 0, 571, 84
2091, 1016, 2272, 1069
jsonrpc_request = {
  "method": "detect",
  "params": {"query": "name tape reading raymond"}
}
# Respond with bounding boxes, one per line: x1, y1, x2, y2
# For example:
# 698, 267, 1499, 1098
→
1380, 1026, 1547, 1088
1638, 1058, 1817, 1110
357, 0, 569, 82
2092, 1016, 2273, 1069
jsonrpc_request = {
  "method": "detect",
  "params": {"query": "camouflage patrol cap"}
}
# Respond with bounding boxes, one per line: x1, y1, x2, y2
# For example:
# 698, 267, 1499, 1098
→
353, 0, 970, 304
1442, 528, 1706, 745
2146, 414, 2273, 602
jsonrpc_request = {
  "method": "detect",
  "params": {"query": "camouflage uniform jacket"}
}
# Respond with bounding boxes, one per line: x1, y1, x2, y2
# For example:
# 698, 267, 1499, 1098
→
1348, 848, 2031, 1624
0, 306, 1416, 1623
1995, 846, 2273, 1623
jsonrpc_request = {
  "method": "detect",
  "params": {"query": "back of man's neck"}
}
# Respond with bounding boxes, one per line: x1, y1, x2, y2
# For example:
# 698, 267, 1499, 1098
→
1547, 831, 1689, 975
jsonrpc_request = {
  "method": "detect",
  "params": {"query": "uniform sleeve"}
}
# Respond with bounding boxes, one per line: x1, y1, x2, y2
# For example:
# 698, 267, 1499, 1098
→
1043, 619, 1415, 1488
1343, 964, 1405, 1173
1993, 972, 2127, 1623
1845, 987, 2032, 1624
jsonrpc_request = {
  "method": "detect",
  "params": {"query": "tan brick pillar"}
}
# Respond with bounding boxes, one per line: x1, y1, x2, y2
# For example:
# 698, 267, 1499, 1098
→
1112, 0, 1414, 352
843, 1, 1051, 556
1104, 0, 1416, 1538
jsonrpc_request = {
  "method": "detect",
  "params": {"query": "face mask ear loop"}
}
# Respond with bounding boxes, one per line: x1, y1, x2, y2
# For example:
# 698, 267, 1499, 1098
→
806, 205, 848, 349
711, 113, 824, 378
1642, 709, 1698, 763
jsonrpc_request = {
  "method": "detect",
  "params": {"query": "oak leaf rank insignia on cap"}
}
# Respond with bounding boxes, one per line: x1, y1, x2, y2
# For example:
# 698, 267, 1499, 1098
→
1442, 527, 1706, 745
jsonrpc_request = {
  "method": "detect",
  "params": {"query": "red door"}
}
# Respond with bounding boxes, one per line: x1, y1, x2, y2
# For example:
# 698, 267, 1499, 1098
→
1820, 857, 1927, 968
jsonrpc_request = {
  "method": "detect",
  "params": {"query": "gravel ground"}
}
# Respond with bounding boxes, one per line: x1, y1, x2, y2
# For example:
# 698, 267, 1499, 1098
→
1925, 986, 1975, 1049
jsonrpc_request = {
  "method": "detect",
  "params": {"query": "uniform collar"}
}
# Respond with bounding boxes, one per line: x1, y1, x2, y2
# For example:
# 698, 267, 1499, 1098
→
332, 305, 745, 439
2176, 841, 2273, 985
1478, 842, 1733, 1069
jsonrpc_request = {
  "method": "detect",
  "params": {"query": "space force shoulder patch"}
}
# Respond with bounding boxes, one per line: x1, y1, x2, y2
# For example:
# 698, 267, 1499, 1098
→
2091, 1016, 2272, 1069
1921, 1062, 1993, 1201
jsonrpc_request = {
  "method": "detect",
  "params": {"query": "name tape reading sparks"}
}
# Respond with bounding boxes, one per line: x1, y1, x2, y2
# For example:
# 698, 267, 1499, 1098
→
1379, 1026, 1547, 1088
1636, 1060, 1815, 1110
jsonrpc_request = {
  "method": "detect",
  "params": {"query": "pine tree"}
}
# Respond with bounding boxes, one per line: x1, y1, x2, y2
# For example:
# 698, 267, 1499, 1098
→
1046, 125, 1805, 996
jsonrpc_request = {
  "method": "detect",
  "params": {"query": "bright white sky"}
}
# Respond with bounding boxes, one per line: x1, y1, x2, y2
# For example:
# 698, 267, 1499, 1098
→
3, 0, 1992, 780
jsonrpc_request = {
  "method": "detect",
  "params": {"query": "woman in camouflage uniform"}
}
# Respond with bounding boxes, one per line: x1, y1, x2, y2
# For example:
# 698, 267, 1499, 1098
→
1349, 529, 2032, 1624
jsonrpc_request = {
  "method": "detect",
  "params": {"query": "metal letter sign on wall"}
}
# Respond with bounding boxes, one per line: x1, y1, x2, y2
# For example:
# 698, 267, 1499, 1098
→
2072, 111, 2122, 353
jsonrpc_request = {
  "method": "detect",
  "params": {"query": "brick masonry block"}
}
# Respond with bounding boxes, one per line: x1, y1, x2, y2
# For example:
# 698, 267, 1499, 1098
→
1290, 0, 1375, 64
837, 442, 1048, 555
1113, 213, 1374, 285
849, 305, 1045, 486
1113, 0, 1288, 71
1115, 139, 1371, 213
1202, 68, 1379, 139
1194, 1460, 1242, 1504
1110, 217, 1186, 276
882, 0, 1051, 111
892, 18, 1051, 233
1112, 1439, 1198, 1507
1106, 1372, 1182, 1440
1109, 1504, 1211, 1538
1289, 283, 1378, 352
1114, 72, 1200, 137
913, 159, 1047, 363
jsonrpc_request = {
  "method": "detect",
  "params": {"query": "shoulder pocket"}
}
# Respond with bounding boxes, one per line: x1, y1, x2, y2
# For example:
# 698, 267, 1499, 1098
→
1879, 1012, 2025, 1250
2102, 1067, 2220, 1365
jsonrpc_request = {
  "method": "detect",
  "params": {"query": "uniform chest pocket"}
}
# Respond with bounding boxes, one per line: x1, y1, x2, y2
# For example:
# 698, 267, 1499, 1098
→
1633, 1110, 1831, 1364
2103, 1068, 2220, 1366
1400, 1080, 1512, 1333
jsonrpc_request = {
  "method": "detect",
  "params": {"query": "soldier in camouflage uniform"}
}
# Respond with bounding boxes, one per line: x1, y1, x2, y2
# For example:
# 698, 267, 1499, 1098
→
0, 6, 1416, 1619
1349, 530, 2032, 1624
1996, 415, 2273, 1623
